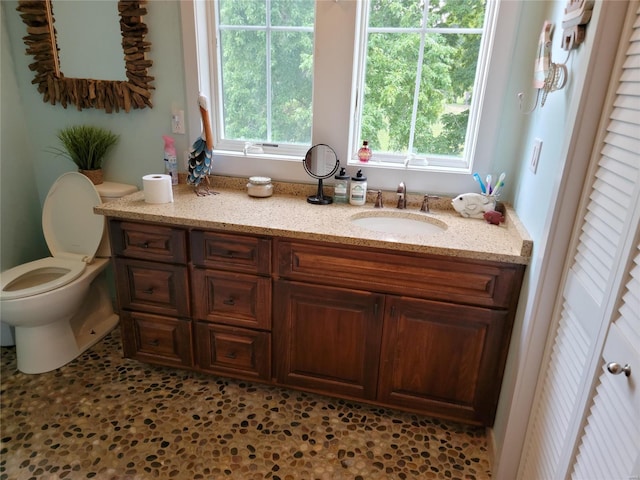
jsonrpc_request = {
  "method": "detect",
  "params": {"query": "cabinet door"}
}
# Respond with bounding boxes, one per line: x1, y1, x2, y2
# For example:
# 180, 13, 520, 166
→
378, 296, 510, 426
274, 281, 384, 400
120, 310, 193, 368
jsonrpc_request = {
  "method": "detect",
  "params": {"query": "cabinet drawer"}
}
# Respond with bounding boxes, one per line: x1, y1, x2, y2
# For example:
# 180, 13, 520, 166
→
191, 268, 271, 330
276, 240, 524, 309
109, 220, 187, 263
191, 230, 271, 275
115, 258, 190, 317
120, 311, 193, 368
194, 322, 271, 381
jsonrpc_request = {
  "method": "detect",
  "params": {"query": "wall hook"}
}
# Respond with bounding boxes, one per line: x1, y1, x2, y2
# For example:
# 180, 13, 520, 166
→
518, 90, 541, 115
517, 20, 570, 114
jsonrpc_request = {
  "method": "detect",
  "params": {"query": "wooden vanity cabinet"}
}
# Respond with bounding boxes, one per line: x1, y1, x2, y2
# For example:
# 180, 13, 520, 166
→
110, 220, 193, 368
274, 239, 525, 426
190, 230, 272, 381
109, 219, 524, 426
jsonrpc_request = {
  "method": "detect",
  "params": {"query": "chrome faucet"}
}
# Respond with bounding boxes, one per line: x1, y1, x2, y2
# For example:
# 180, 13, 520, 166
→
375, 190, 384, 208
420, 194, 440, 213
396, 182, 406, 209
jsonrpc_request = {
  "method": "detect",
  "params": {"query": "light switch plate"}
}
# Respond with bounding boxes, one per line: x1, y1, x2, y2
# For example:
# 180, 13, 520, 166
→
530, 138, 542, 174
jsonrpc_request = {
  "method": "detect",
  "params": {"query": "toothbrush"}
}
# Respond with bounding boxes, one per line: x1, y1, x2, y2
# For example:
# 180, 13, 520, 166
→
492, 172, 506, 197
473, 173, 486, 194
485, 174, 492, 195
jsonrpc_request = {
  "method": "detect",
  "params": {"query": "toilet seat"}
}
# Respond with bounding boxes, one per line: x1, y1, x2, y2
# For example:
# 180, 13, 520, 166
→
1, 257, 86, 300
0, 172, 104, 301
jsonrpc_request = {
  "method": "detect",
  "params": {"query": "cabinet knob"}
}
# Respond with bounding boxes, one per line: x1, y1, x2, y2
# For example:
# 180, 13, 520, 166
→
143, 287, 154, 295
223, 297, 235, 306
607, 362, 631, 377
149, 339, 159, 347
140, 242, 149, 248
225, 351, 237, 359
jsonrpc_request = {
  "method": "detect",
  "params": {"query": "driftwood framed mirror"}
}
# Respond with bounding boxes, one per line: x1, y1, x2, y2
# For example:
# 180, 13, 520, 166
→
16, 0, 154, 113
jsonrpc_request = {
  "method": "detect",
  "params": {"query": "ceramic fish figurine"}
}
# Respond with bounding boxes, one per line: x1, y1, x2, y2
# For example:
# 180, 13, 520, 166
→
484, 210, 505, 225
451, 193, 496, 219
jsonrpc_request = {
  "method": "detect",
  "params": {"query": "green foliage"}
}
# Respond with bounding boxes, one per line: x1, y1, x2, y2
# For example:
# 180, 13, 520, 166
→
50, 125, 119, 170
428, 109, 470, 155
218, 0, 314, 144
362, 0, 486, 158
217, 0, 485, 156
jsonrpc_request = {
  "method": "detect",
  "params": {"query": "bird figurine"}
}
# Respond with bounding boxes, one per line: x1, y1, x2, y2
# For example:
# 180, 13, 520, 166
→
187, 94, 216, 196
451, 193, 496, 219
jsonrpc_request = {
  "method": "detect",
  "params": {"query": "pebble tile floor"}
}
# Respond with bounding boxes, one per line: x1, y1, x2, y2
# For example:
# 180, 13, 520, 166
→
1, 328, 491, 480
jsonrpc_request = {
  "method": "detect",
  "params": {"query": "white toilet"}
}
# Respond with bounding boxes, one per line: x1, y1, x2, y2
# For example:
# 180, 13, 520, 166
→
0, 172, 137, 374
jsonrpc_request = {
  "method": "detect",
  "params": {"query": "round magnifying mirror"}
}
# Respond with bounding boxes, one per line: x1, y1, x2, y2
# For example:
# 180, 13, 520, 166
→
303, 144, 340, 205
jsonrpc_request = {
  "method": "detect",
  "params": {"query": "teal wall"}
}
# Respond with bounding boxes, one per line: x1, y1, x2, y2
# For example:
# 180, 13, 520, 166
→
1, 4, 48, 271
1, 0, 191, 270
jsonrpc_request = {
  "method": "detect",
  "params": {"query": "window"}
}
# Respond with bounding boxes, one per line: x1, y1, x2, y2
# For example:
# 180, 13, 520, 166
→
182, 0, 519, 191
211, 0, 315, 157
352, 0, 497, 170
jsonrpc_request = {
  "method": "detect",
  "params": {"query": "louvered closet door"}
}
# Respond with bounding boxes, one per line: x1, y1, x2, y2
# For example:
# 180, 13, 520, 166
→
571, 245, 640, 479
520, 4, 640, 479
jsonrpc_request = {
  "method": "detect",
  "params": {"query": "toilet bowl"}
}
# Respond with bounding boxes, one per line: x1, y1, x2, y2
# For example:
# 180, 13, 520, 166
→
0, 172, 136, 374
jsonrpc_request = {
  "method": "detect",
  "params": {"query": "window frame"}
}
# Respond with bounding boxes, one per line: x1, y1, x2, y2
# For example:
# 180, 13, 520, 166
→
210, 2, 315, 158
181, 0, 523, 194
349, 1, 499, 172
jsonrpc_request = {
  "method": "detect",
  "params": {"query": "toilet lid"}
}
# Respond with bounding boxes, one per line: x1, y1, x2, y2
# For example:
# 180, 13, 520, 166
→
42, 172, 104, 263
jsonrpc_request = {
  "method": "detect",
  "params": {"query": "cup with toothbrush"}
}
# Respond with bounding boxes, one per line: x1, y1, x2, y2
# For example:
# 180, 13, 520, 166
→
473, 172, 505, 198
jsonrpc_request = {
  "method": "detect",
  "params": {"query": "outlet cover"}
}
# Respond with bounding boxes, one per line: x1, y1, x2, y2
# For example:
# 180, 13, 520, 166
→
171, 109, 185, 134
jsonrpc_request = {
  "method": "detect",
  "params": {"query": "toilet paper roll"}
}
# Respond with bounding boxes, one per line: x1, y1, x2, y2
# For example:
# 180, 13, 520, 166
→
143, 174, 174, 204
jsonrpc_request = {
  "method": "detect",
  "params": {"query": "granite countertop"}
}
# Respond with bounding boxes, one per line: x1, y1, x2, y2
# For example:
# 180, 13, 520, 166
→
95, 178, 532, 265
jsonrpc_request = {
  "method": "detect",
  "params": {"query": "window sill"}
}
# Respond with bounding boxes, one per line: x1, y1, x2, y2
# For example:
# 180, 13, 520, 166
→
346, 158, 470, 174
213, 149, 304, 163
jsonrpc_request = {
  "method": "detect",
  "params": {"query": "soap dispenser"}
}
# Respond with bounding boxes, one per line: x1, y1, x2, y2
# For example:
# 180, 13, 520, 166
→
349, 170, 367, 206
334, 167, 350, 203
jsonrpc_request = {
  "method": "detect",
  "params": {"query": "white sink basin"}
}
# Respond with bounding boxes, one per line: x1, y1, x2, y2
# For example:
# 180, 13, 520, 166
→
350, 212, 447, 236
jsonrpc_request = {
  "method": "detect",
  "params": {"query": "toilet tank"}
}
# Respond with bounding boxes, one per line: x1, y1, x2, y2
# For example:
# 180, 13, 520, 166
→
94, 181, 138, 257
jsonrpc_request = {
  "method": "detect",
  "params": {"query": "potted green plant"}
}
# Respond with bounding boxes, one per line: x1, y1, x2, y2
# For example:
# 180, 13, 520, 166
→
50, 125, 119, 185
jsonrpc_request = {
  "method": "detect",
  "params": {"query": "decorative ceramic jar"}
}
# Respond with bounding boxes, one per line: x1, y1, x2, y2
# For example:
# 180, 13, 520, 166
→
247, 176, 273, 197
